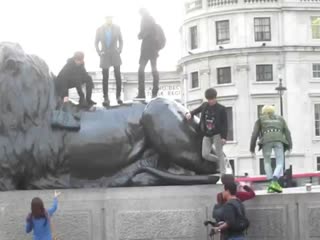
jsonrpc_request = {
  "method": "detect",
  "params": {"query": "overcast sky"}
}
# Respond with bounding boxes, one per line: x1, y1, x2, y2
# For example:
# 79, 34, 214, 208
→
0, 0, 184, 74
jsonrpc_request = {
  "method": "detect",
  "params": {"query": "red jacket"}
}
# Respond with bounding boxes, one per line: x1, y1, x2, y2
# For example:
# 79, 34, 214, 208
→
217, 185, 256, 204
236, 186, 256, 201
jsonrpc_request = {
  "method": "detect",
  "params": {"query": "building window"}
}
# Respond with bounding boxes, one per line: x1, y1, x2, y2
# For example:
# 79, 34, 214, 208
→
260, 158, 276, 175
217, 67, 231, 84
313, 64, 320, 78
257, 105, 264, 118
317, 156, 320, 171
315, 104, 320, 137
226, 107, 234, 141
216, 20, 230, 44
256, 65, 273, 82
254, 17, 271, 42
311, 17, 320, 39
190, 26, 198, 50
190, 71, 199, 89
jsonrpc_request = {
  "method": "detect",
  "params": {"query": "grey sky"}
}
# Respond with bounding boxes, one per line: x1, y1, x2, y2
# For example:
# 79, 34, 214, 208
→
0, 0, 184, 74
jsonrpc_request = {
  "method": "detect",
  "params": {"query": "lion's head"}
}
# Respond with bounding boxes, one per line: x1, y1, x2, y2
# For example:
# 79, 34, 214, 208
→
0, 42, 64, 190
0, 42, 55, 133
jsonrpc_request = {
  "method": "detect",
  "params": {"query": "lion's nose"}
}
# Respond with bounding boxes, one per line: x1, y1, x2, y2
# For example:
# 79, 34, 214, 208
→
5, 58, 17, 70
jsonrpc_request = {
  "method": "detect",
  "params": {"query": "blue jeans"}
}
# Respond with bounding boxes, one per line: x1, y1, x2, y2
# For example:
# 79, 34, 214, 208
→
228, 237, 245, 240
262, 142, 284, 180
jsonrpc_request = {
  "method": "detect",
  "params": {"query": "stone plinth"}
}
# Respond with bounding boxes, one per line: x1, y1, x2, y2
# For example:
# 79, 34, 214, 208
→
0, 185, 320, 240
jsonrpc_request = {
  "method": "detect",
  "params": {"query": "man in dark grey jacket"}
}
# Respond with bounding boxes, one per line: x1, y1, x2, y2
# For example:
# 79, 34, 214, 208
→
55, 52, 95, 107
136, 8, 160, 99
95, 16, 123, 107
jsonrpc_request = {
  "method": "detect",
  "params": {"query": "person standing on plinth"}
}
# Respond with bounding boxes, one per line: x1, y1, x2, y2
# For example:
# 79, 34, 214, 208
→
95, 16, 123, 107
136, 8, 166, 99
250, 105, 292, 193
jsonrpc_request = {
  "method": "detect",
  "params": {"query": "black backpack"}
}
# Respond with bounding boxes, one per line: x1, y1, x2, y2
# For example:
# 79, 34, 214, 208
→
227, 200, 250, 232
155, 24, 166, 50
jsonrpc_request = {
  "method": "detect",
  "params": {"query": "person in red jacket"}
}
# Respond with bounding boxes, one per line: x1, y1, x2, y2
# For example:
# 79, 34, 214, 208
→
209, 174, 255, 233
219, 174, 255, 204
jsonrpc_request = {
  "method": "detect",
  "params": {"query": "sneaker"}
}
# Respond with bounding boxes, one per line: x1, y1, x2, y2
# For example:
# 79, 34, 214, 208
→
87, 99, 97, 105
78, 99, 89, 108
267, 185, 275, 193
269, 181, 283, 193
117, 98, 123, 105
102, 99, 110, 107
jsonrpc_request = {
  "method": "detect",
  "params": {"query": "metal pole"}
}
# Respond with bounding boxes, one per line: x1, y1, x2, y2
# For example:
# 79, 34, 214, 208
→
280, 94, 283, 117
280, 93, 286, 174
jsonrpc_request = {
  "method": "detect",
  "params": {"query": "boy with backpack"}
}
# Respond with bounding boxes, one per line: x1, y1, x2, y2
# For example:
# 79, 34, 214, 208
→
212, 182, 249, 240
136, 8, 166, 99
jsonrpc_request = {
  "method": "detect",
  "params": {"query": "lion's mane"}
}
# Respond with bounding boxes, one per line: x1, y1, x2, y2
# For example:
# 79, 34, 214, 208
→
0, 42, 65, 190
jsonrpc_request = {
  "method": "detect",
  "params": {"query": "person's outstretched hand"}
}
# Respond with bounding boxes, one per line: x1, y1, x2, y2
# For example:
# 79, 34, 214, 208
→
54, 190, 61, 198
185, 112, 192, 120
243, 185, 251, 192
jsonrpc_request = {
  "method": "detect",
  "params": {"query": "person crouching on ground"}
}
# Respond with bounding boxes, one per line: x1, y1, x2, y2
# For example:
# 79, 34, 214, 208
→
185, 88, 228, 174
25, 190, 61, 240
250, 105, 292, 193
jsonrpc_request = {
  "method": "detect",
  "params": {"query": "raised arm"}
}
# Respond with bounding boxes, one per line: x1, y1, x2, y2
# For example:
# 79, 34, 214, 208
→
25, 214, 33, 233
190, 103, 204, 116
237, 185, 256, 201
47, 197, 58, 216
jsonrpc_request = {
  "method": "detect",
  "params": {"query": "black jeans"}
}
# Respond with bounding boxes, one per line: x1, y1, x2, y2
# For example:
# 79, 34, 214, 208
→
138, 58, 159, 98
102, 66, 122, 100
58, 75, 94, 102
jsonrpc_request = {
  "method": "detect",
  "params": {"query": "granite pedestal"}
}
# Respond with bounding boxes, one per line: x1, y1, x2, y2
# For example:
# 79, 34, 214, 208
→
0, 185, 319, 240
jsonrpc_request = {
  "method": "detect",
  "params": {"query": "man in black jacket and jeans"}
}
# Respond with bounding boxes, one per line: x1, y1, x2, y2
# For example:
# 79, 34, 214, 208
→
55, 52, 96, 107
185, 88, 228, 174
136, 8, 160, 99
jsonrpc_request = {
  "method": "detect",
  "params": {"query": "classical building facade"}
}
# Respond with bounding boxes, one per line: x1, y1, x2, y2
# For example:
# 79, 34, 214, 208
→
179, 0, 320, 176
69, 71, 181, 105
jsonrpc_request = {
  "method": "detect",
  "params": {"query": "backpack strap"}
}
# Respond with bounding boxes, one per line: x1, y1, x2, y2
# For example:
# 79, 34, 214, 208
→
227, 199, 246, 218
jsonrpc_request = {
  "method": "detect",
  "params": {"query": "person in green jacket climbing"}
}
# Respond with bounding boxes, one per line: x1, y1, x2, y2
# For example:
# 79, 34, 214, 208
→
250, 105, 292, 193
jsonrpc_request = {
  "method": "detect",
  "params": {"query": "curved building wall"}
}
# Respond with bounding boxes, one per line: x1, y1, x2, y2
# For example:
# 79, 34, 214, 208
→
180, 0, 320, 176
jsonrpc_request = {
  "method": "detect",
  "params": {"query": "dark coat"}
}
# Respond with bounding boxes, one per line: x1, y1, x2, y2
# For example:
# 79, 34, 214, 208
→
95, 24, 123, 69
138, 14, 159, 63
191, 102, 228, 139
55, 58, 91, 97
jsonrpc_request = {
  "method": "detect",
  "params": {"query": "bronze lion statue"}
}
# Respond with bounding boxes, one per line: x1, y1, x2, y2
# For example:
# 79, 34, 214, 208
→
0, 42, 219, 191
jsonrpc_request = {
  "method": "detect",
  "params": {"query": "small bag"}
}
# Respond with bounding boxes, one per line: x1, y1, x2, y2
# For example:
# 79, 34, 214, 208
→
51, 102, 80, 131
